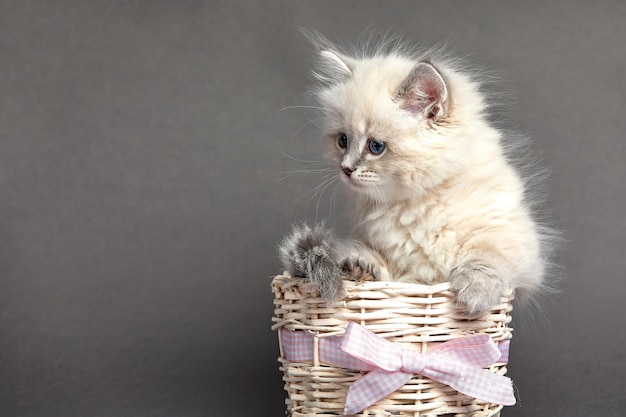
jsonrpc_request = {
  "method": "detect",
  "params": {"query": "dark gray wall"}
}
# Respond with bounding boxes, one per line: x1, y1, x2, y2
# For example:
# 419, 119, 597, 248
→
1, 1, 624, 416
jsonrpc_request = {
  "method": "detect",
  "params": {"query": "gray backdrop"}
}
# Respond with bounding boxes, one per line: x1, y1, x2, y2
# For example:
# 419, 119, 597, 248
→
1, 1, 625, 416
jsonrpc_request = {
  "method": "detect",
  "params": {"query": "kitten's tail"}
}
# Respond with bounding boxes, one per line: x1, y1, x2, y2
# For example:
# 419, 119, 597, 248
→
278, 223, 344, 301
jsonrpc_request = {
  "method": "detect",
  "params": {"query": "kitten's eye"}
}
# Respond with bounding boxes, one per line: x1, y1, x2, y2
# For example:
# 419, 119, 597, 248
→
337, 132, 349, 149
368, 139, 386, 155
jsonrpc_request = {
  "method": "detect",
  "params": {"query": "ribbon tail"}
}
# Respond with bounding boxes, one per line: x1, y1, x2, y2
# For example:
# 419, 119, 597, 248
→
429, 334, 501, 368
344, 369, 412, 415
424, 362, 516, 406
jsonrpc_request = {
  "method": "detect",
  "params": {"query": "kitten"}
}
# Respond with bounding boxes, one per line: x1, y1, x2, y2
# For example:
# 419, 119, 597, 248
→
279, 33, 553, 315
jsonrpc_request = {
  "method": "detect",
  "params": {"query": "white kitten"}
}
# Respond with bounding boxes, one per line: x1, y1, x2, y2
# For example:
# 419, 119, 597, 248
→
279, 33, 554, 315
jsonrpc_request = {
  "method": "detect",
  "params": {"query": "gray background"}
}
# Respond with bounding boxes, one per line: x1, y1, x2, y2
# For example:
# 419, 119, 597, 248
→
1, 1, 625, 416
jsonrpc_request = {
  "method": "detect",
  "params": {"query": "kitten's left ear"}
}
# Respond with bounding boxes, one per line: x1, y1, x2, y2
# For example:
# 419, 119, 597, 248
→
397, 61, 449, 122
303, 30, 355, 83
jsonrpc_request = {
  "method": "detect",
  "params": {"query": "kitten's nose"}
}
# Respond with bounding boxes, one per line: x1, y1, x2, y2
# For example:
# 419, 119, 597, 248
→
342, 166, 354, 177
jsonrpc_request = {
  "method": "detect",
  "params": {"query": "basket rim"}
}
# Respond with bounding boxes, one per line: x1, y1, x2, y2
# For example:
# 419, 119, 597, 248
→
274, 272, 455, 294
271, 273, 514, 336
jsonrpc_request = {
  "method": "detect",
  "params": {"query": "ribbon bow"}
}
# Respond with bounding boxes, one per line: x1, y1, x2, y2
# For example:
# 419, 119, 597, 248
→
339, 322, 515, 414
280, 322, 515, 415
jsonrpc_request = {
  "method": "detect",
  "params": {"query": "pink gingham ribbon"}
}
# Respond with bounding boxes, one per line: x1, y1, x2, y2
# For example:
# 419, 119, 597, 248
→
281, 322, 515, 415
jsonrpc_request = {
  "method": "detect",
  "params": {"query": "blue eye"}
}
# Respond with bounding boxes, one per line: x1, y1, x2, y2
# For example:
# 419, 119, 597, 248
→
368, 139, 386, 155
337, 133, 348, 149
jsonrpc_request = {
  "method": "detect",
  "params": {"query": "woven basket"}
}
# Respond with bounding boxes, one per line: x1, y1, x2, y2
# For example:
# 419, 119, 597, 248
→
271, 274, 514, 417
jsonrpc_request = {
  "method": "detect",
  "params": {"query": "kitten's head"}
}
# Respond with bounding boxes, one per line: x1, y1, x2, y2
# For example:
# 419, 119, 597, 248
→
308, 34, 495, 202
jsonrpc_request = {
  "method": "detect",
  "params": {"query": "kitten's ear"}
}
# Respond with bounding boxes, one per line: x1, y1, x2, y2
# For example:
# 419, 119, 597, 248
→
303, 30, 355, 83
397, 61, 449, 122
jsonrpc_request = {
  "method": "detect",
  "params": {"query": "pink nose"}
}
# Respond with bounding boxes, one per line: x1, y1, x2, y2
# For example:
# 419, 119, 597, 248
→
342, 167, 354, 177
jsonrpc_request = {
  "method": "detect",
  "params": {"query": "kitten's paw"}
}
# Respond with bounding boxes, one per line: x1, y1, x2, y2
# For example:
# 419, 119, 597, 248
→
340, 254, 380, 282
449, 263, 505, 316
278, 223, 344, 301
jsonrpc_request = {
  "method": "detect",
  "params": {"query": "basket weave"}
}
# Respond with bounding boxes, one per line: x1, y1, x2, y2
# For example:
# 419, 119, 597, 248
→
271, 274, 514, 417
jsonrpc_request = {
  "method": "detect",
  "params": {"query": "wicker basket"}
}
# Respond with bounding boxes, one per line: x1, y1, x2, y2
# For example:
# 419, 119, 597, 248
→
271, 274, 514, 417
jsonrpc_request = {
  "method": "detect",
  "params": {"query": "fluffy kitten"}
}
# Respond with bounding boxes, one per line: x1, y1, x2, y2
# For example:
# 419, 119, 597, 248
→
279, 34, 552, 315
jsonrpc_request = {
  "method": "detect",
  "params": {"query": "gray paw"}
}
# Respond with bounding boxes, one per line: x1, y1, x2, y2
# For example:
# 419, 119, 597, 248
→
449, 263, 505, 316
278, 223, 344, 301
340, 254, 380, 282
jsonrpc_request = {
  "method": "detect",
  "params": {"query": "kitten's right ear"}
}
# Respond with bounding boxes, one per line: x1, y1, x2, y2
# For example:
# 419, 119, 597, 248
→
303, 30, 355, 83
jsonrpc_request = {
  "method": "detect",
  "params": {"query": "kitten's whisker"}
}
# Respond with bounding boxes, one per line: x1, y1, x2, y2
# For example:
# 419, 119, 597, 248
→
269, 167, 335, 182
280, 152, 330, 164
276, 105, 325, 115
267, 154, 334, 182
314, 177, 337, 222
292, 174, 336, 207
293, 175, 336, 219
288, 117, 327, 147
329, 181, 342, 221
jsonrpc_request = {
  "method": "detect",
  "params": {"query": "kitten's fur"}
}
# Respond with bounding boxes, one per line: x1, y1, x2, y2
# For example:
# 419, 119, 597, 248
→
279, 33, 553, 315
